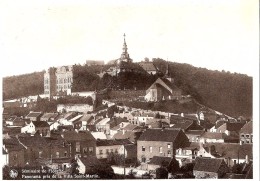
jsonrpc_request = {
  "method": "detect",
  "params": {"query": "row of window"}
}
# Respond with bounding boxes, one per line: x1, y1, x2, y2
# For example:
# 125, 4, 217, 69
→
75, 143, 94, 154
99, 148, 118, 155
240, 134, 252, 138
57, 85, 70, 90
56, 77, 72, 84
39, 151, 68, 158
142, 144, 171, 153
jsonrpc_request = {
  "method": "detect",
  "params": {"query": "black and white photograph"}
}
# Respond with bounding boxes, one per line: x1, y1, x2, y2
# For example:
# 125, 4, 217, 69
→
1, 0, 258, 180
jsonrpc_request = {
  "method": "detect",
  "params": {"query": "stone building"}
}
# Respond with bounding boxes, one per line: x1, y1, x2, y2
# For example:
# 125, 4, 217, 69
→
44, 65, 73, 97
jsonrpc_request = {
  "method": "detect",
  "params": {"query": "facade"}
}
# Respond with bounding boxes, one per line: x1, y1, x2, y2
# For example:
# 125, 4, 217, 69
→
44, 65, 73, 97
145, 78, 182, 102
239, 121, 253, 144
137, 128, 189, 163
193, 157, 229, 179
57, 104, 94, 113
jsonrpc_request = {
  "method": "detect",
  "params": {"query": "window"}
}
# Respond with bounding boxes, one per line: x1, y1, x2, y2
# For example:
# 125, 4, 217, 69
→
142, 146, 145, 152
246, 134, 250, 138
89, 147, 94, 154
76, 142, 80, 153
167, 144, 171, 149
56, 152, 60, 158
246, 140, 250, 143
99, 150, 103, 155
167, 151, 171, 156
13, 154, 18, 160
110, 149, 113, 153
39, 151, 43, 158
141, 156, 146, 163
106, 149, 109, 154
64, 151, 67, 157
149, 146, 152, 153
115, 149, 118, 153
241, 134, 244, 138
159, 147, 163, 153
83, 148, 88, 153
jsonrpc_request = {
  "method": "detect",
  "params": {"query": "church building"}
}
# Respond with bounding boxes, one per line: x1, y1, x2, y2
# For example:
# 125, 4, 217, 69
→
144, 64, 182, 102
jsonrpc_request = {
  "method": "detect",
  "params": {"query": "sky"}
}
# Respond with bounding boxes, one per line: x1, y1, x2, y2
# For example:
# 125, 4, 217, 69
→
0, 0, 258, 77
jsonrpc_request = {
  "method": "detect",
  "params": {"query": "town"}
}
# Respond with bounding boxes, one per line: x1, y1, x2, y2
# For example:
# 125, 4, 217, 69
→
2, 35, 253, 179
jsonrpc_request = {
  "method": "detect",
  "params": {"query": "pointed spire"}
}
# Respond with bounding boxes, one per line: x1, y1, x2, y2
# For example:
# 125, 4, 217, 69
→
123, 33, 126, 44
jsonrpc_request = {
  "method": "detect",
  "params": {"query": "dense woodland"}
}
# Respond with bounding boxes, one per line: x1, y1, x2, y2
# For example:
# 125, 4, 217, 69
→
3, 59, 252, 118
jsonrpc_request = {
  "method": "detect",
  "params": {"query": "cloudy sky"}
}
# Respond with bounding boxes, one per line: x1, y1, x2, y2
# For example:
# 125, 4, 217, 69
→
0, 0, 258, 77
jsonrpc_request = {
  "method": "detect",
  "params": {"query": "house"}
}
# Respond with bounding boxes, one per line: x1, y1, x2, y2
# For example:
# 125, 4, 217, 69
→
25, 111, 43, 122
185, 130, 205, 142
62, 130, 96, 158
137, 128, 189, 163
200, 132, 226, 143
216, 122, 245, 136
77, 114, 94, 130
112, 130, 143, 143
95, 118, 111, 134
146, 156, 172, 171
5, 116, 28, 127
95, 139, 132, 159
120, 144, 137, 163
144, 77, 182, 102
175, 142, 200, 166
21, 121, 50, 136
110, 122, 131, 136
197, 143, 252, 167
77, 156, 101, 175
133, 112, 155, 125
17, 133, 50, 165
239, 121, 252, 144
139, 62, 158, 75
3, 136, 26, 167
44, 132, 71, 160
171, 120, 203, 132
91, 132, 107, 140
193, 157, 229, 179
40, 112, 59, 122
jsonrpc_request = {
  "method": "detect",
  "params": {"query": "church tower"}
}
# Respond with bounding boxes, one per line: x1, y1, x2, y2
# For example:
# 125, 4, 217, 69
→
164, 62, 174, 83
120, 33, 132, 63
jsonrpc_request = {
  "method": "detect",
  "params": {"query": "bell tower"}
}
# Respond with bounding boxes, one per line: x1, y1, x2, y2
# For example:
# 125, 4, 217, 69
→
120, 33, 132, 62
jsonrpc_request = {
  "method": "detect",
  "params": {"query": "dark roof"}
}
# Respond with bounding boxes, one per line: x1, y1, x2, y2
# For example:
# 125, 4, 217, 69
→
124, 144, 137, 153
139, 62, 157, 72
185, 130, 205, 136
240, 121, 252, 134
182, 142, 200, 150
149, 156, 172, 165
138, 128, 181, 142
17, 134, 49, 147
78, 156, 101, 167
215, 120, 227, 129
32, 121, 50, 128
219, 122, 245, 132
170, 115, 196, 124
78, 114, 93, 124
194, 157, 225, 172
63, 130, 95, 141
41, 113, 59, 120
3, 137, 25, 151
96, 139, 132, 146
26, 112, 42, 118
171, 120, 193, 130
201, 132, 226, 140
113, 130, 143, 143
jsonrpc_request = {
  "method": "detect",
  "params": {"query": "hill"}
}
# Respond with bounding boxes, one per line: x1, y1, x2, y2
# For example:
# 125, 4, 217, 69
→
153, 58, 252, 118
3, 72, 44, 100
3, 59, 252, 118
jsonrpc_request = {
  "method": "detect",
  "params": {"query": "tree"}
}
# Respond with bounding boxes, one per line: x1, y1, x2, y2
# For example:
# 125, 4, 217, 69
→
232, 163, 243, 174
155, 166, 168, 179
167, 157, 180, 174
70, 158, 79, 175
86, 164, 115, 179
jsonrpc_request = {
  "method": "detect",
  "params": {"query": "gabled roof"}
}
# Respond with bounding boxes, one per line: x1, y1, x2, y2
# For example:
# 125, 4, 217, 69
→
194, 157, 225, 173
18, 134, 49, 147
32, 121, 50, 128
218, 122, 245, 132
139, 62, 157, 72
26, 112, 42, 118
63, 130, 95, 141
201, 132, 226, 140
138, 128, 181, 142
171, 120, 194, 130
149, 156, 172, 165
240, 121, 252, 134
113, 130, 143, 143
185, 130, 205, 136
78, 114, 94, 124
41, 113, 59, 120
78, 156, 101, 167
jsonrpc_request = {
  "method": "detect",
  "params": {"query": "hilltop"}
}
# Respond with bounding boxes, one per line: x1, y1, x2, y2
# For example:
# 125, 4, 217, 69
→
3, 59, 252, 118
